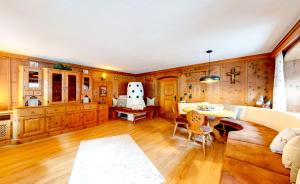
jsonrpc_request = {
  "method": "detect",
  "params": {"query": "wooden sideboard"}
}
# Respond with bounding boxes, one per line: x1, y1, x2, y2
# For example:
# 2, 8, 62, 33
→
11, 103, 109, 144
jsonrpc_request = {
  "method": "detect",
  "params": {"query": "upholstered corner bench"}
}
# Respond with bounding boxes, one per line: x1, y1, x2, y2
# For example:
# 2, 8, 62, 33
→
177, 103, 300, 183
220, 119, 290, 183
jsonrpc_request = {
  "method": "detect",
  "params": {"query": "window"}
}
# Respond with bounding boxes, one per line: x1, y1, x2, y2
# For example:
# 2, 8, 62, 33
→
284, 41, 300, 112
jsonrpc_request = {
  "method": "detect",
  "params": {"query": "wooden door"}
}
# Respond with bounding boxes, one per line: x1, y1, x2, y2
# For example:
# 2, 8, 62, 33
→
159, 78, 178, 118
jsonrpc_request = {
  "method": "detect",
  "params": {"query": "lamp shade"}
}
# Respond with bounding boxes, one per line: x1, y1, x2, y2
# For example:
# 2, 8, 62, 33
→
200, 75, 220, 83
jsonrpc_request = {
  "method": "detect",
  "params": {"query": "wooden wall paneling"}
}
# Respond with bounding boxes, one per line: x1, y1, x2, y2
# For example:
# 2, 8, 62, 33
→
221, 61, 246, 105
246, 59, 274, 106
0, 56, 11, 110
137, 56, 275, 107
205, 65, 221, 103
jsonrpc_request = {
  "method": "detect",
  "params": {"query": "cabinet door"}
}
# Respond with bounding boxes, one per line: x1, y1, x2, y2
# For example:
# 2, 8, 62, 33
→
84, 110, 97, 126
68, 112, 84, 128
18, 116, 46, 138
66, 72, 81, 103
46, 113, 65, 132
44, 69, 66, 104
98, 109, 109, 122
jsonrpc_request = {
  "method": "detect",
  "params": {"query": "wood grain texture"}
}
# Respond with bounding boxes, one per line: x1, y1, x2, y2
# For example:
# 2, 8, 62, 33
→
0, 118, 226, 184
0, 56, 11, 110
138, 57, 275, 106
0, 52, 136, 109
221, 157, 289, 184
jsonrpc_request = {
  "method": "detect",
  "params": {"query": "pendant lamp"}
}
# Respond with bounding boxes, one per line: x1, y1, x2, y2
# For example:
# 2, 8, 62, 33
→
200, 50, 220, 83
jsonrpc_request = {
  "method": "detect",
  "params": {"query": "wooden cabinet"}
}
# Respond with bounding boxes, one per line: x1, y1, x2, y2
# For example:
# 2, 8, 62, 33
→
18, 66, 43, 106
84, 103, 98, 127
43, 69, 81, 105
98, 104, 109, 122
10, 103, 100, 145
66, 104, 84, 128
12, 107, 47, 144
45, 105, 66, 134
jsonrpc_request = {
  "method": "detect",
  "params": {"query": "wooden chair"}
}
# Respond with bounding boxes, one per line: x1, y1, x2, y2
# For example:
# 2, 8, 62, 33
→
186, 110, 213, 156
172, 104, 189, 136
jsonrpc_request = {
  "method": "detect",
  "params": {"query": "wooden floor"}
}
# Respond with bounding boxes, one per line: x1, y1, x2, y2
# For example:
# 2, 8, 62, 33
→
0, 118, 226, 184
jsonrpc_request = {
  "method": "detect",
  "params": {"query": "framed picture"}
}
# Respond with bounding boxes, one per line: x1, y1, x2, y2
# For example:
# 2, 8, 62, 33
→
99, 86, 107, 97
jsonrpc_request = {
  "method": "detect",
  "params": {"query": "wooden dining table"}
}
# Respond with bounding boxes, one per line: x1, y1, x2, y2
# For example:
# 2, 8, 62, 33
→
183, 107, 235, 143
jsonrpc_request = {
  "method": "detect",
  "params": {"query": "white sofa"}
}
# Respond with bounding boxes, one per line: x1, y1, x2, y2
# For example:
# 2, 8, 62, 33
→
178, 102, 300, 131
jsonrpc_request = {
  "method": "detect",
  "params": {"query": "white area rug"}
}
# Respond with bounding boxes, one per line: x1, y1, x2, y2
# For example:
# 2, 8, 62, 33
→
69, 134, 165, 184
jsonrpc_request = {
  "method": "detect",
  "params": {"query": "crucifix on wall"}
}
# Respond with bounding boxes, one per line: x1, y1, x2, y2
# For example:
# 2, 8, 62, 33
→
226, 67, 240, 84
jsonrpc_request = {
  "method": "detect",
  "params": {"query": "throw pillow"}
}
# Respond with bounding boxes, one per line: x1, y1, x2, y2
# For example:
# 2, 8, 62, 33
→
282, 135, 300, 184
112, 98, 118, 107
270, 128, 300, 154
147, 97, 155, 106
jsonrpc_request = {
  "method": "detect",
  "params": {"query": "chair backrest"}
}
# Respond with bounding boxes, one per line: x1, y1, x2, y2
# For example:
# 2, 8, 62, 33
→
186, 110, 206, 132
172, 103, 180, 119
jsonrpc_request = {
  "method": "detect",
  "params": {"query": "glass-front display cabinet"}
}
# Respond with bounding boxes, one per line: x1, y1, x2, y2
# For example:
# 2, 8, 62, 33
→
43, 68, 81, 105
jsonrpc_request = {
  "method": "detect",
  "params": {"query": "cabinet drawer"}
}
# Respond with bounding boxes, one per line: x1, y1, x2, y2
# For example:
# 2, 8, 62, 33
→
66, 105, 83, 112
98, 105, 108, 110
46, 106, 65, 114
15, 107, 45, 117
24, 90, 34, 96
33, 90, 42, 96
84, 104, 98, 110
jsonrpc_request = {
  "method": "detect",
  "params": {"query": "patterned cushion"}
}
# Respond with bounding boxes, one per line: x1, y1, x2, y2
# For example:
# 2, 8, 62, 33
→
270, 128, 300, 154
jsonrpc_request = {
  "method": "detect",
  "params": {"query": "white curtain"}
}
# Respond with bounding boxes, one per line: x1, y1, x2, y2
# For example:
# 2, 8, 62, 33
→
273, 52, 287, 111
